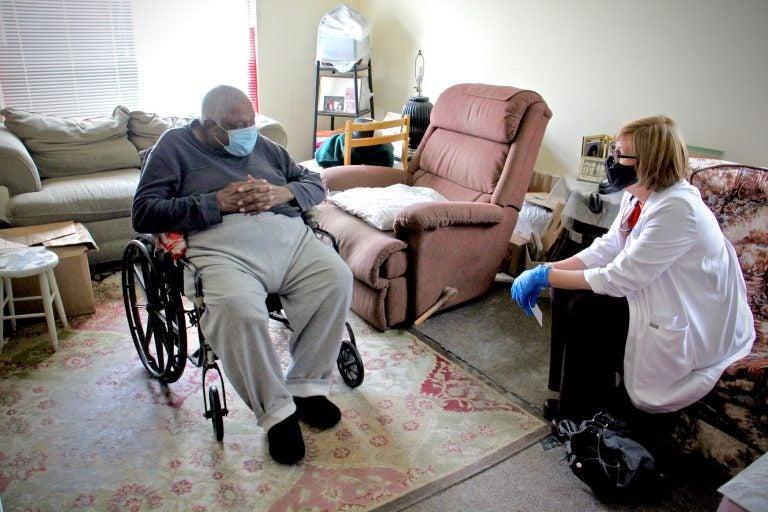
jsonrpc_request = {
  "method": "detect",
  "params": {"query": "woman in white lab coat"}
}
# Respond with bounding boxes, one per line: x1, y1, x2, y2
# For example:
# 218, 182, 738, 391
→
511, 115, 754, 424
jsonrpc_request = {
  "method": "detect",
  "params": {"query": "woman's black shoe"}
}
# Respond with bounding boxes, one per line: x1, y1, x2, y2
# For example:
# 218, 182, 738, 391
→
543, 399, 568, 443
543, 398, 560, 423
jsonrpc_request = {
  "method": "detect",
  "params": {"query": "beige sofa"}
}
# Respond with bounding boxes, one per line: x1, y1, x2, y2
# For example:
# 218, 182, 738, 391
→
0, 106, 287, 264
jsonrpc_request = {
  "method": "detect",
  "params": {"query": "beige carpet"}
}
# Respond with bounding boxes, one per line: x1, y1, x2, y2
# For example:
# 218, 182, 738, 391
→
0, 274, 547, 511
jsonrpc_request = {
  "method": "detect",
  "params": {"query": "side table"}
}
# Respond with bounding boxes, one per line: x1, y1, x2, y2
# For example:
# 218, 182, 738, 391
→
0, 247, 68, 352
558, 178, 622, 243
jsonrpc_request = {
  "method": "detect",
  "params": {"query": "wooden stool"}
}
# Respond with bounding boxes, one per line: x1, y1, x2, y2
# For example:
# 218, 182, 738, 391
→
0, 247, 68, 352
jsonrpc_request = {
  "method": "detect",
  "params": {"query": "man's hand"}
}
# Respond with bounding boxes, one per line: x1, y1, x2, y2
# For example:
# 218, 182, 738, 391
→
216, 175, 294, 214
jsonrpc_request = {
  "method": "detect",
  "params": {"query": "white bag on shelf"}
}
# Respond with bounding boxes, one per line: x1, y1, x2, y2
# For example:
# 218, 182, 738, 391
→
317, 4, 371, 72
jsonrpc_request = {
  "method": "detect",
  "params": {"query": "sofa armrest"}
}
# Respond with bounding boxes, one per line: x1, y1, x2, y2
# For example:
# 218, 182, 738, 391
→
321, 165, 408, 192
394, 201, 503, 232
0, 125, 41, 195
255, 113, 288, 148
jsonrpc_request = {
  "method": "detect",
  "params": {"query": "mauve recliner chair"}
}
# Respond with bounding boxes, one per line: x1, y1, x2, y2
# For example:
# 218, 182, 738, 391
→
316, 83, 553, 330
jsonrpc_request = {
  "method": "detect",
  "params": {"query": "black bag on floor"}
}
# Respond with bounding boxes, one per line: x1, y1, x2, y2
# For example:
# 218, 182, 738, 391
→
558, 412, 665, 495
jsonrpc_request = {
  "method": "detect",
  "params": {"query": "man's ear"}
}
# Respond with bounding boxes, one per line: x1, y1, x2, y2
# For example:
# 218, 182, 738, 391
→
202, 119, 216, 131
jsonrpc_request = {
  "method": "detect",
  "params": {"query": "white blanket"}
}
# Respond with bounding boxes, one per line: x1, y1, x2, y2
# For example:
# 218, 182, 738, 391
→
329, 184, 448, 230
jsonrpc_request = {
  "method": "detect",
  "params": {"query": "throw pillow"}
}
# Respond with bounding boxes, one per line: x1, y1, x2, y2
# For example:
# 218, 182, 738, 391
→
126, 108, 193, 151
328, 183, 448, 230
1, 106, 141, 178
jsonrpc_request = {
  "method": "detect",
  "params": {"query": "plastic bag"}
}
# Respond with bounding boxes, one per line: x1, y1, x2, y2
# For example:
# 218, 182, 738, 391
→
514, 202, 553, 239
316, 4, 371, 72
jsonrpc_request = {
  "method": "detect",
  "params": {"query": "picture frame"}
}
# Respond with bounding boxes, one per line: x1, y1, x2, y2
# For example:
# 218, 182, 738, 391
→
317, 76, 370, 114
577, 156, 606, 183
581, 134, 613, 159
322, 95, 345, 113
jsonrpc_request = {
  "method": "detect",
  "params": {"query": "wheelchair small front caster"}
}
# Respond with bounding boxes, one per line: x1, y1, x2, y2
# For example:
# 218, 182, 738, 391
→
337, 340, 364, 388
208, 385, 224, 441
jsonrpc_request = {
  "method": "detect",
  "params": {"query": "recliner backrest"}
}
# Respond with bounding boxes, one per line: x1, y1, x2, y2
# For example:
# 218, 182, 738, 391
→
409, 83, 552, 209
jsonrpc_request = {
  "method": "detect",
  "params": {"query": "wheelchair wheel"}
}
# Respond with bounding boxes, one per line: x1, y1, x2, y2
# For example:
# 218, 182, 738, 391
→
208, 385, 224, 442
122, 239, 187, 384
337, 322, 364, 388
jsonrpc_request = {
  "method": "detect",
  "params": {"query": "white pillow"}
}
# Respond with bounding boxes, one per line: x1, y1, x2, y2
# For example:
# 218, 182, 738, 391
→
329, 183, 448, 230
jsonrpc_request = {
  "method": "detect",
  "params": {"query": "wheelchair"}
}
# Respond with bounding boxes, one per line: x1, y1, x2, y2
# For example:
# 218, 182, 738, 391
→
120, 227, 364, 441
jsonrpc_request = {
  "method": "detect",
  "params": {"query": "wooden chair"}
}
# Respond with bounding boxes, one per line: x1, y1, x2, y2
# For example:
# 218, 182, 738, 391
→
343, 116, 410, 171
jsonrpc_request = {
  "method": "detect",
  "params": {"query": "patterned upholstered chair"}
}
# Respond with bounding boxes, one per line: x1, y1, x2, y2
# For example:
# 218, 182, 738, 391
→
315, 84, 552, 330
673, 159, 768, 473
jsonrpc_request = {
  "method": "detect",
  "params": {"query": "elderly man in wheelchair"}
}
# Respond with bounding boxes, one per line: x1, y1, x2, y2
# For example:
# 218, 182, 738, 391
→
131, 84, 354, 465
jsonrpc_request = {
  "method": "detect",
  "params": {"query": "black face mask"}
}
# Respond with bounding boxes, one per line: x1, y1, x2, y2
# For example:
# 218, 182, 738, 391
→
604, 155, 638, 190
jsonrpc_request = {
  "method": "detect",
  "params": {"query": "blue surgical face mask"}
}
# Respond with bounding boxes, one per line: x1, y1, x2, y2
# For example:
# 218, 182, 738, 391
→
215, 124, 259, 156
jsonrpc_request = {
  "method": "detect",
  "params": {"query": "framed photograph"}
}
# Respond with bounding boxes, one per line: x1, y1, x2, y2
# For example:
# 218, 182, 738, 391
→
322, 95, 345, 113
581, 134, 613, 159
577, 156, 606, 183
318, 76, 370, 114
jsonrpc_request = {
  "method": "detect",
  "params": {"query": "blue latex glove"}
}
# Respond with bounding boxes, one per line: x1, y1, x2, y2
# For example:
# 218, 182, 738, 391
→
511, 264, 551, 316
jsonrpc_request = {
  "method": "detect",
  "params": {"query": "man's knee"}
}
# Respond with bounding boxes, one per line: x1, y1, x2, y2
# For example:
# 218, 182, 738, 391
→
324, 256, 353, 292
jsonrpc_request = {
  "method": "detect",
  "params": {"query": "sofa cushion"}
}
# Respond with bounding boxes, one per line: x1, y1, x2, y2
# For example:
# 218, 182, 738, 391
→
125, 107, 193, 151
429, 84, 540, 144
413, 129, 508, 202
1, 106, 141, 178
5, 169, 140, 226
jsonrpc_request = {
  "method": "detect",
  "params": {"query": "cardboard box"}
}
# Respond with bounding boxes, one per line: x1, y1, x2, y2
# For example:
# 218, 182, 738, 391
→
0, 222, 99, 316
524, 192, 565, 258
502, 233, 530, 276
527, 171, 558, 193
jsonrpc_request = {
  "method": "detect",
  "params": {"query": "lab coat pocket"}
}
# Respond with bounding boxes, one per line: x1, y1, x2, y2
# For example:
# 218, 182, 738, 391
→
636, 314, 695, 388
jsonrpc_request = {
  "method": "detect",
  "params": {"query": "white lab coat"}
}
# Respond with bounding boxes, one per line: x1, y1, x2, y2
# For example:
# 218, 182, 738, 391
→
577, 180, 754, 413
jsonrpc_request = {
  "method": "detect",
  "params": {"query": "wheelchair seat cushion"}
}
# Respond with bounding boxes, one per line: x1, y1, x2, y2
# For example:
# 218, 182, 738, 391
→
155, 231, 187, 260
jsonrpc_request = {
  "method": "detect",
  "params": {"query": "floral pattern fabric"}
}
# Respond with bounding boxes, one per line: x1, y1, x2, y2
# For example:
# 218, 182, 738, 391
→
674, 159, 768, 470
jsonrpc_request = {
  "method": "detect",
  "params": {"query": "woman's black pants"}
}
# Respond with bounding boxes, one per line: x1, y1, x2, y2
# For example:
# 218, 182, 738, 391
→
548, 287, 630, 422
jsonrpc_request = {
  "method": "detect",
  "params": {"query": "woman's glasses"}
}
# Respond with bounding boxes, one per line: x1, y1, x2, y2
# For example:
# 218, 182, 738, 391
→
608, 141, 638, 164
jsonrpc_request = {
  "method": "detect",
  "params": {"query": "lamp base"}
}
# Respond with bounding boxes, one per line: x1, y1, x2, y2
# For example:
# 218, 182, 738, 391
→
402, 95, 433, 150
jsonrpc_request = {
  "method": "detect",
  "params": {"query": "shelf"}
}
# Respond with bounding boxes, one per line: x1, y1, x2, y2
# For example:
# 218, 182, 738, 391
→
312, 59, 374, 155
316, 109, 371, 117
317, 62, 370, 74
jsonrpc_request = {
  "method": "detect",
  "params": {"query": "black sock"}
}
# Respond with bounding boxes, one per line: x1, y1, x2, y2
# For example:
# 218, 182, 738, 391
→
267, 413, 304, 464
293, 396, 341, 429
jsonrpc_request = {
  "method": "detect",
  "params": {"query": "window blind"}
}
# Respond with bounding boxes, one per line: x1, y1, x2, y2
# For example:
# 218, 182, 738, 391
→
0, 0, 139, 118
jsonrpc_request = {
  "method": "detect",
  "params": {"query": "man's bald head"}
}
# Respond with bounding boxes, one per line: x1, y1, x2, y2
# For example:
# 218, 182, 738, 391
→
201, 85, 253, 124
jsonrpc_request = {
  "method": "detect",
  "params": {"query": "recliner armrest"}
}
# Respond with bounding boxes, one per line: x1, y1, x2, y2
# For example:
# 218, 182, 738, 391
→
321, 164, 408, 192
0, 125, 42, 195
394, 202, 503, 232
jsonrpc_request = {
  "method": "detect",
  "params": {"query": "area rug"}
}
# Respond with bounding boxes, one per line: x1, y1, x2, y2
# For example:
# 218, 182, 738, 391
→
0, 273, 547, 511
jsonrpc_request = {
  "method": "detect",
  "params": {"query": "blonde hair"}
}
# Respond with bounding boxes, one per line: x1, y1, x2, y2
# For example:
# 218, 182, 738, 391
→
617, 115, 689, 191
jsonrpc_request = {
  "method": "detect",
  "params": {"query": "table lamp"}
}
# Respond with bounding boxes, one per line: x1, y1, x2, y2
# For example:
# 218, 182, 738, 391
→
402, 50, 433, 150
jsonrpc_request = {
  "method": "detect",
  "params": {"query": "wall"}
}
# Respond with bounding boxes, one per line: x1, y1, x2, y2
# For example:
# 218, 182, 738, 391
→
257, 0, 768, 172
255, 0, 354, 157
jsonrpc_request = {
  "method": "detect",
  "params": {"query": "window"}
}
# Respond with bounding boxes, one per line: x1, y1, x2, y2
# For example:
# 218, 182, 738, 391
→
0, 0, 140, 118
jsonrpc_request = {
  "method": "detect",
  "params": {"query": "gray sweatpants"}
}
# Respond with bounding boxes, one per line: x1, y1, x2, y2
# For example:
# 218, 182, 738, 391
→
184, 213, 352, 431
